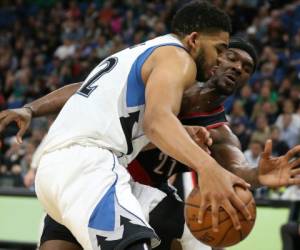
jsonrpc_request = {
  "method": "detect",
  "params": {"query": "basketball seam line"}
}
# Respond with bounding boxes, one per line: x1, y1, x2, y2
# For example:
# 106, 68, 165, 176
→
188, 198, 255, 233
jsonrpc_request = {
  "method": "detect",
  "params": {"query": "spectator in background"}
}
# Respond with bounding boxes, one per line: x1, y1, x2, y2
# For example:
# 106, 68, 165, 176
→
54, 36, 76, 60
275, 99, 300, 148
276, 99, 300, 128
289, 85, 300, 112
290, 29, 300, 73
269, 125, 289, 156
0, 138, 24, 187
230, 100, 251, 126
95, 34, 111, 60
278, 77, 293, 103
251, 113, 271, 145
251, 79, 278, 122
238, 84, 257, 117
279, 113, 300, 148
230, 118, 251, 151
0, 163, 23, 188
244, 140, 263, 166
261, 101, 278, 124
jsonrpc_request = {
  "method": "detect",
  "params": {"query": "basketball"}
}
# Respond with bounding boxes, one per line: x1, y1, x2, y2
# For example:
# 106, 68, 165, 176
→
184, 186, 256, 248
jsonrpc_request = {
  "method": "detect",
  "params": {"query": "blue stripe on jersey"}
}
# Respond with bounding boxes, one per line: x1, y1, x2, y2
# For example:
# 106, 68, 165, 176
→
126, 43, 185, 107
88, 182, 117, 231
88, 155, 117, 231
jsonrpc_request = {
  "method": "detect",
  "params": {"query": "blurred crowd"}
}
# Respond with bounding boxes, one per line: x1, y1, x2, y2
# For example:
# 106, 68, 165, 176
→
0, 0, 300, 200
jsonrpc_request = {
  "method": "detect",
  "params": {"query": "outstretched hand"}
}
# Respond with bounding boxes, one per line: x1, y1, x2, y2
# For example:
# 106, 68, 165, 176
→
258, 140, 300, 187
0, 108, 32, 144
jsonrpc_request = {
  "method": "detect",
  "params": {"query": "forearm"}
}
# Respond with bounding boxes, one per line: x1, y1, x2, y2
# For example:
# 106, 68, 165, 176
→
211, 143, 261, 188
144, 112, 216, 173
142, 125, 206, 152
24, 82, 82, 117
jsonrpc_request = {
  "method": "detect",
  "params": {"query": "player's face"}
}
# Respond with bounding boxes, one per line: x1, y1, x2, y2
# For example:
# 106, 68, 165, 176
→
194, 31, 229, 82
212, 48, 254, 96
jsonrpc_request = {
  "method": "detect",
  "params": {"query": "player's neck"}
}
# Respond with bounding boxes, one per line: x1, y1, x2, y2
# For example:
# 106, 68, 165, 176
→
203, 81, 228, 105
181, 84, 226, 115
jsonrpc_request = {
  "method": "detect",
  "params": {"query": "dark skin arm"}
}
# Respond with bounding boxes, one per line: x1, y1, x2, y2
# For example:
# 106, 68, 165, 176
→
0, 81, 212, 149
25, 82, 82, 117
210, 125, 300, 188
0, 83, 82, 143
210, 125, 260, 188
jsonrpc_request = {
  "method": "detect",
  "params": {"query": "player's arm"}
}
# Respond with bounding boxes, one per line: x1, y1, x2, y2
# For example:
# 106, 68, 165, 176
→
143, 47, 212, 169
0, 82, 82, 143
210, 125, 300, 188
143, 46, 251, 231
24, 82, 82, 117
143, 125, 212, 152
209, 125, 260, 187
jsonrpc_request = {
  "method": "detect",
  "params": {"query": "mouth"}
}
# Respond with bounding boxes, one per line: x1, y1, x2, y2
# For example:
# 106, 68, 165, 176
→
223, 72, 238, 87
225, 72, 237, 82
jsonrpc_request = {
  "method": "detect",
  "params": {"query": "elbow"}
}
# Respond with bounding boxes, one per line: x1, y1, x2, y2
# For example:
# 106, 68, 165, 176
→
143, 111, 163, 140
143, 106, 176, 140
143, 114, 157, 139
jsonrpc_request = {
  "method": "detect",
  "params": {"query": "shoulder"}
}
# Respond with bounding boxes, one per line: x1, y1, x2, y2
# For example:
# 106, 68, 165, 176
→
145, 45, 197, 86
152, 45, 195, 68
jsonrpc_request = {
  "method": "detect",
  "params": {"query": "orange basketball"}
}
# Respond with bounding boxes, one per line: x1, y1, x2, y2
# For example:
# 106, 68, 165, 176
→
184, 186, 256, 248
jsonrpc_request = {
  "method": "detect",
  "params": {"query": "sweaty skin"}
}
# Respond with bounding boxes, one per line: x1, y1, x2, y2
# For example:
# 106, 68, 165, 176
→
180, 48, 300, 188
1, 48, 300, 191
1, 48, 299, 191
2, 47, 300, 250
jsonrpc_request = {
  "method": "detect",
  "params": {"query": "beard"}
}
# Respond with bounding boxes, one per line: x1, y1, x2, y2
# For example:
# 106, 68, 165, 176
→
195, 51, 207, 82
214, 80, 236, 96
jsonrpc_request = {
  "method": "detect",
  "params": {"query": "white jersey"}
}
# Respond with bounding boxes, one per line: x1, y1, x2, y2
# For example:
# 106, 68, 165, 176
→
32, 34, 185, 167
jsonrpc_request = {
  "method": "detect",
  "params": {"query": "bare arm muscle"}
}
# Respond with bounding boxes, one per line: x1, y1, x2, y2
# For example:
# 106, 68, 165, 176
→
210, 125, 260, 187
143, 46, 218, 172
25, 82, 82, 117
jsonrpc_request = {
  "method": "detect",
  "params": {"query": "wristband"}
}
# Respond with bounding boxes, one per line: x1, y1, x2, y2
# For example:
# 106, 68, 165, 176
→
23, 105, 34, 116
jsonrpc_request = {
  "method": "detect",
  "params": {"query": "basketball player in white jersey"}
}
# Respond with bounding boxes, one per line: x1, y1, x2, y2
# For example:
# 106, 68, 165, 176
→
0, 2, 254, 250
2, 37, 300, 250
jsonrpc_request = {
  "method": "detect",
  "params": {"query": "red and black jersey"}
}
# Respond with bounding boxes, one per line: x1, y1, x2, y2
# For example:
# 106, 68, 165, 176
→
128, 106, 228, 187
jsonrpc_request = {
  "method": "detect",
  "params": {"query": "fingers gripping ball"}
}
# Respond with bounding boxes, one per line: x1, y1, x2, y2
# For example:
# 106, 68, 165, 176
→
184, 187, 256, 248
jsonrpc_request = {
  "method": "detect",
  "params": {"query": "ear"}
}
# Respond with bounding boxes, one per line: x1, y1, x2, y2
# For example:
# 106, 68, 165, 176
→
186, 32, 201, 49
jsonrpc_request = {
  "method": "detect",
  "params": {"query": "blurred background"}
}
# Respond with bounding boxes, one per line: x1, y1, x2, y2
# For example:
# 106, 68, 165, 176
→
0, 0, 300, 249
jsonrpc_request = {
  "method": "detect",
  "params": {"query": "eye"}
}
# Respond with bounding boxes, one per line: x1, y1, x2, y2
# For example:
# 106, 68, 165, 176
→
215, 45, 226, 55
216, 47, 223, 54
226, 52, 236, 62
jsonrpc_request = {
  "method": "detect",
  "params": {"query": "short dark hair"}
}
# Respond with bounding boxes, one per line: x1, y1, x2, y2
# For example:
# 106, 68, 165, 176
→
229, 37, 258, 72
171, 1, 232, 36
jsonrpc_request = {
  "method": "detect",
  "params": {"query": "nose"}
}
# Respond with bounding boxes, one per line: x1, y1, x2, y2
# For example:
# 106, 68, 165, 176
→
231, 62, 242, 75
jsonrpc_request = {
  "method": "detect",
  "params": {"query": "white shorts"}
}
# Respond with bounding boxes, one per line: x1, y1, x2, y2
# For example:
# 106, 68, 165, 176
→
35, 145, 159, 250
